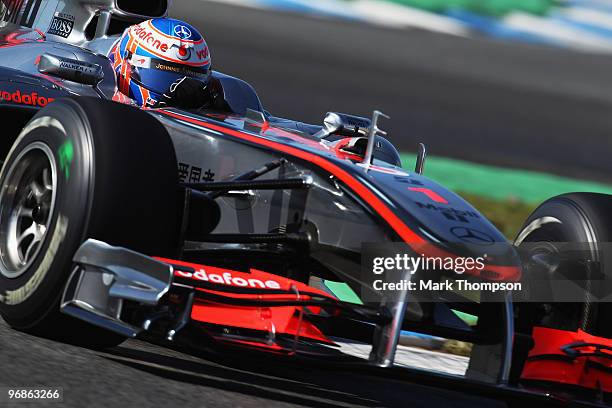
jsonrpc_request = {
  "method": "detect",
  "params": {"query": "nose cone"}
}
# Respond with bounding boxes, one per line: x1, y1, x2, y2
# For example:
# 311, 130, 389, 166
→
358, 165, 521, 281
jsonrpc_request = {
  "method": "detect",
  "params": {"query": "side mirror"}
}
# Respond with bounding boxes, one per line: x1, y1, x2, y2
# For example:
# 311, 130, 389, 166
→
313, 112, 372, 139
38, 53, 104, 87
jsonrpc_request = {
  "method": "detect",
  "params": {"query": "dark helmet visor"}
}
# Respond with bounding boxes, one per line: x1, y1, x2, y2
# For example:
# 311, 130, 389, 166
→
130, 57, 210, 95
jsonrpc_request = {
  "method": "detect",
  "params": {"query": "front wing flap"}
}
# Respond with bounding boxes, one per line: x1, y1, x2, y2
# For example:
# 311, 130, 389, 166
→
61, 239, 389, 354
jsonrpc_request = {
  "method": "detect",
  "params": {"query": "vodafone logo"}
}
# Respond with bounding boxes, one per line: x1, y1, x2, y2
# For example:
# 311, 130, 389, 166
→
175, 268, 282, 289
0, 90, 54, 107
176, 45, 191, 61
173, 44, 208, 62
196, 47, 208, 61
132, 25, 170, 53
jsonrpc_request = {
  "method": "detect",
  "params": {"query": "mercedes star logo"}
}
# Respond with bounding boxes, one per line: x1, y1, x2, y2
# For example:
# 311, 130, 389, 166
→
174, 25, 192, 39
450, 227, 495, 245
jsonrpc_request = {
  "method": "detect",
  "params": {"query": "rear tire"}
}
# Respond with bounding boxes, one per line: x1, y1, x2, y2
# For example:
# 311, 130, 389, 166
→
0, 97, 181, 348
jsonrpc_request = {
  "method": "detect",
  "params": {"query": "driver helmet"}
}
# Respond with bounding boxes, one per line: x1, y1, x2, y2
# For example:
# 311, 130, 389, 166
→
110, 18, 211, 107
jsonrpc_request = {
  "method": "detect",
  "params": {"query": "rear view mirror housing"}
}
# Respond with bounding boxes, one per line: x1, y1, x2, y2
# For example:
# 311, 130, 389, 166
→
313, 112, 372, 139
38, 53, 104, 87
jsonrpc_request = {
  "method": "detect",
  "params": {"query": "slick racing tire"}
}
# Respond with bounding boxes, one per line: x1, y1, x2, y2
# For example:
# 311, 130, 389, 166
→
0, 97, 181, 348
511, 193, 612, 384
514, 192, 612, 337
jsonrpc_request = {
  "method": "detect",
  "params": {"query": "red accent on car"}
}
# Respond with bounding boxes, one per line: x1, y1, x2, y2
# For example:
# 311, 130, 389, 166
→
160, 258, 333, 295
522, 326, 612, 392
0, 89, 54, 107
408, 187, 449, 204
155, 258, 337, 347
0, 29, 45, 49
156, 110, 521, 282
157, 110, 425, 245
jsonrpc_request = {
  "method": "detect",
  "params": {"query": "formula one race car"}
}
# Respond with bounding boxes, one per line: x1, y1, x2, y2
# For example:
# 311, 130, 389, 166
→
0, 1, 609, 406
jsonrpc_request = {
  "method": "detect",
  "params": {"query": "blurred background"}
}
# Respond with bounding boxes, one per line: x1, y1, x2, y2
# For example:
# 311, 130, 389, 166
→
172, 0, 612, 237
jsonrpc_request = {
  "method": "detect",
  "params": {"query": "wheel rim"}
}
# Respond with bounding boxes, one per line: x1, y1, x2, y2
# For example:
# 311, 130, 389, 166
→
0, 142, 57, 279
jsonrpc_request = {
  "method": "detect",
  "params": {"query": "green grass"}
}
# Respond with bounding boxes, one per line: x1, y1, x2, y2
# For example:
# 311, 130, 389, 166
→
400, 154, 612, 204
384, 0, 556, 16
399, 153, 612, 239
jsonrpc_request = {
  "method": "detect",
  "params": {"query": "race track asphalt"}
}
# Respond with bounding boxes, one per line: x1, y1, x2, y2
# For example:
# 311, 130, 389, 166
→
1, 3, 611, 408
173, 0, 612, 182
0, 320, 509, 408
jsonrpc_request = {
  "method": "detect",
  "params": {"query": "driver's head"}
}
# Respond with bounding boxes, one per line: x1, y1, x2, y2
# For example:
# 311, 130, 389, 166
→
110, 18, 211, 107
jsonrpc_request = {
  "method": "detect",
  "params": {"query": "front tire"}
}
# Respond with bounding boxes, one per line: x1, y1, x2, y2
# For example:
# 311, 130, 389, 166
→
514, 193, 612, 335
510, 193, 612, 384
0, 97, 181, 347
